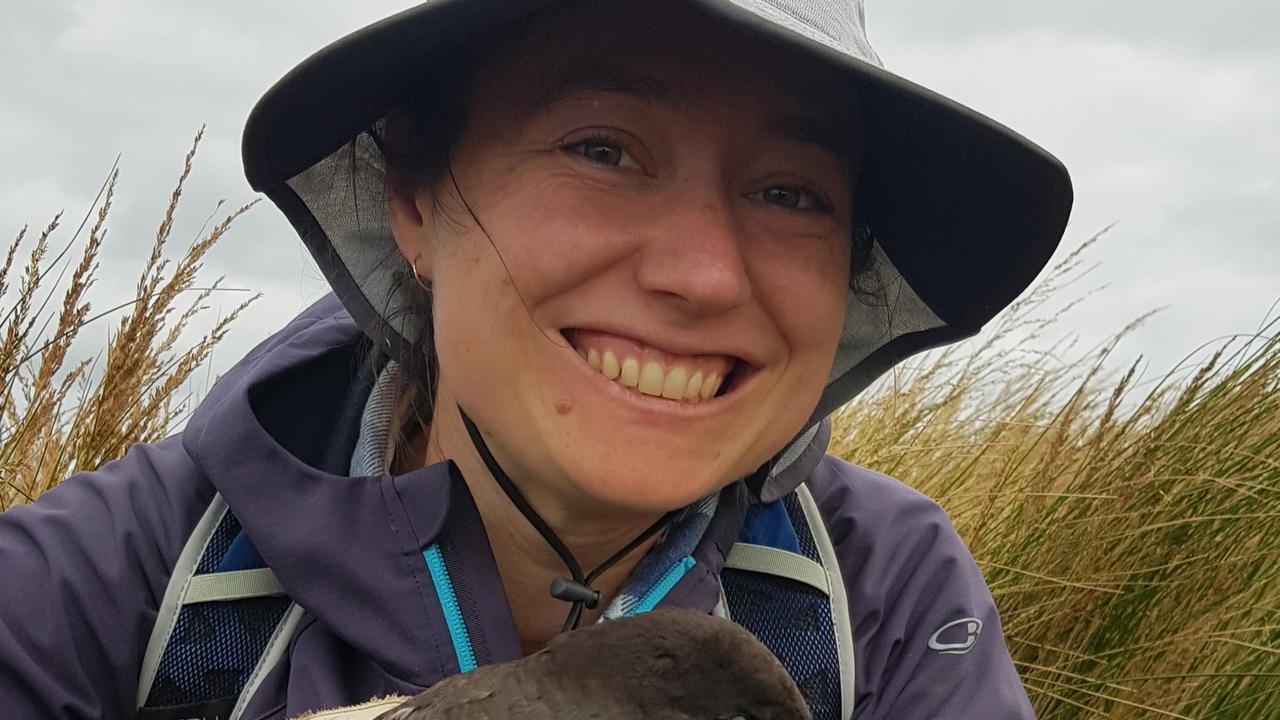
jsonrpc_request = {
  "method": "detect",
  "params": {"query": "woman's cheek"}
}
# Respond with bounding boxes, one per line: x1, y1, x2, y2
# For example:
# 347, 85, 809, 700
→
486, 198, 648, 297
760, 237, 850, 334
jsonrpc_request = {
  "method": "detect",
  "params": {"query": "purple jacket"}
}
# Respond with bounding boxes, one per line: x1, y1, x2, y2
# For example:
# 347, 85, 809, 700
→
0, 295, 1033, 719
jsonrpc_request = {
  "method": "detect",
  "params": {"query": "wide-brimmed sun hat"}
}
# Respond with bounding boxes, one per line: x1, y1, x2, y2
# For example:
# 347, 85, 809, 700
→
242, 0, 1072, 499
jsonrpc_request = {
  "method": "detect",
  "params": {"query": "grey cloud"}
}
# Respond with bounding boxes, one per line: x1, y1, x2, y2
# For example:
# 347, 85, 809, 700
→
868, 1, 1280, 60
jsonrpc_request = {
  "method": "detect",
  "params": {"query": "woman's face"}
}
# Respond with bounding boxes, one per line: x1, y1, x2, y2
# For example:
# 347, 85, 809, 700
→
391, 0, 855, 514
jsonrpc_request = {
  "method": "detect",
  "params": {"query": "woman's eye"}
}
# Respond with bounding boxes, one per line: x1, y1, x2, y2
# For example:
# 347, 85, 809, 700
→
755, 185, 830, 213
564, 138, 639, 170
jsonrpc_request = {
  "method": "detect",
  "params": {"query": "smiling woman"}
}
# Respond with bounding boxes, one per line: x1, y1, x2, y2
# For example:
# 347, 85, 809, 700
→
389, 5, 856, 511
382, 5, 862, 647
0, 1, 1070, 719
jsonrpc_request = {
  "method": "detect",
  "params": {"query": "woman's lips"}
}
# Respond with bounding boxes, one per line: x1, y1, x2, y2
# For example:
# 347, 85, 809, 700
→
563, 329, 740, 403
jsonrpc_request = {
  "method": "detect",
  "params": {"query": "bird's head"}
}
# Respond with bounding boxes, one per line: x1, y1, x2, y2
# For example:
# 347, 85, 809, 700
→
543, 608, 812, 720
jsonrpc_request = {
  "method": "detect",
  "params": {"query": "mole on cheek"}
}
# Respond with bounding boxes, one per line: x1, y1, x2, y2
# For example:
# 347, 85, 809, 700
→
555, 399, 573, 416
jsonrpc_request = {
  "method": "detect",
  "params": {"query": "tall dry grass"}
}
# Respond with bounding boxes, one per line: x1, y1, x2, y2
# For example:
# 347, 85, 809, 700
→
833, 233, 1280, 718
3, 133, 1276, 716
0, 129, 257, 510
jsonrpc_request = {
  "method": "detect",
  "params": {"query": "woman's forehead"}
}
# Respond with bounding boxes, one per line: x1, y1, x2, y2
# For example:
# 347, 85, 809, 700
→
481, 0, 854, 121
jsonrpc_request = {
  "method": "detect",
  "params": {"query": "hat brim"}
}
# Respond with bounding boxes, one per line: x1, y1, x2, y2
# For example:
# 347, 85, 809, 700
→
242, 0, 1072, 424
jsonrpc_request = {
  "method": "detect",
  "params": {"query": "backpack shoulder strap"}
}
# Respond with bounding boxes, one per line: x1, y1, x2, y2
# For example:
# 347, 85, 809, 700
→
136, 492, 301, 720
721, 483, 856, 720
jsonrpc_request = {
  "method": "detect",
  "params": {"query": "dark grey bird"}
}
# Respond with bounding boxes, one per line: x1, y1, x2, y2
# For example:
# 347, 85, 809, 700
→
374, 608, 811, 720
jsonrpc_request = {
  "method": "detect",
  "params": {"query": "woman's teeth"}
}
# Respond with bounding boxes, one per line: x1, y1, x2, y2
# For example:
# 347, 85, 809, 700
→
585, 348, 725, 403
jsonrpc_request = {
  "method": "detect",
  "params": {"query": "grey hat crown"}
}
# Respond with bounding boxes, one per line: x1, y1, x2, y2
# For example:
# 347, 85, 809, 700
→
725, 0, 882, 67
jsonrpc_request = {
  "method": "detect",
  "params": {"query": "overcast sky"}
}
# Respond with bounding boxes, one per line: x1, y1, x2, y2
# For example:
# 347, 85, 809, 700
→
2, 1, 1277, 390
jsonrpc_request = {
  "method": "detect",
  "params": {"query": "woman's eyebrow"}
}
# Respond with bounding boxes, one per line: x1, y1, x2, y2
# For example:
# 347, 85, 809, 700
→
768, 112, 854, 163
533, 65, 673, 109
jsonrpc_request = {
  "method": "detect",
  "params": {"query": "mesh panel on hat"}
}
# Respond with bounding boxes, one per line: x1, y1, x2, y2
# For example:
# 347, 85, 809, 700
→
830, 242, 945, 384
286, 130, 421, 347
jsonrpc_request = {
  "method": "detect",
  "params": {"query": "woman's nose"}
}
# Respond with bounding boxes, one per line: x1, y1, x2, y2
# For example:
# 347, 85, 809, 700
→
634, 195, 753, 314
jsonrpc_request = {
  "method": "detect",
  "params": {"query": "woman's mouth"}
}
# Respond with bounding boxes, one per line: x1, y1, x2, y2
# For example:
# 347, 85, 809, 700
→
562, 329, 744, 404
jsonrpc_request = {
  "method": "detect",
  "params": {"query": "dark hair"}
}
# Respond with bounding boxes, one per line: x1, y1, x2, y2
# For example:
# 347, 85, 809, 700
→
369, 45, 486, 463
373, 42, 881, 462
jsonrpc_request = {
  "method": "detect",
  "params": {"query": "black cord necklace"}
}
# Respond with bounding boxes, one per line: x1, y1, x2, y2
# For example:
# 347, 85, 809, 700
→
459, 408, 678, 631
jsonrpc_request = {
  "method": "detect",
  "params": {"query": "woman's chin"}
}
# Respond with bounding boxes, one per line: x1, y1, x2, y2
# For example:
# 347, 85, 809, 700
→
558, 452, 742, 516
530, 399, 768, 514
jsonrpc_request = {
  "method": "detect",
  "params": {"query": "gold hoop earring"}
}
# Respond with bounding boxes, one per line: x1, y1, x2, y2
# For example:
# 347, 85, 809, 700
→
410, 252, 430, 291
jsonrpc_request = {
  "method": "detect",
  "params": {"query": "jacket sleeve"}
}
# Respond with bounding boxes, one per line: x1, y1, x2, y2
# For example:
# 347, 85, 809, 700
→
809, 458, 1036, 720
0, 435, 213, 719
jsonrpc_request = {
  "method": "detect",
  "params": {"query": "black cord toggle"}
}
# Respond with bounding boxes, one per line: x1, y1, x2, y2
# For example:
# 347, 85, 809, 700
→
549, 578, 601, 609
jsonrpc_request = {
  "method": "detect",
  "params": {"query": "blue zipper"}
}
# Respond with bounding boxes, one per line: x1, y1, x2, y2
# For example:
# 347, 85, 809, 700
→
627, 555, 696, 616
423, 543, 478, 672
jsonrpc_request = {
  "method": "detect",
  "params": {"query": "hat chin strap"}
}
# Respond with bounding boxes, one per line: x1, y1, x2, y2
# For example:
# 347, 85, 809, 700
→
458, 406, 679, 631
458, 406, 772, 631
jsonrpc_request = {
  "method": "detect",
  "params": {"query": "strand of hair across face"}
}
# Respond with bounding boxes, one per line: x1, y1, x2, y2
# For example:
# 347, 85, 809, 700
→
445, 161, 570, 352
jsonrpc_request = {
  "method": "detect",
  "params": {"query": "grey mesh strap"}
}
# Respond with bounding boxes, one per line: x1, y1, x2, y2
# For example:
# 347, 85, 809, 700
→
229, 602, 304, 720
795, 484, 856, 719
182, 568, 287, 604
136, 493, 229, 708
724, 542, 830, 595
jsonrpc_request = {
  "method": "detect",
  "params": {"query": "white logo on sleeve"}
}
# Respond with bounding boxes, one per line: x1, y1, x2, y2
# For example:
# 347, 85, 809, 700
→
928, 617, 983, 655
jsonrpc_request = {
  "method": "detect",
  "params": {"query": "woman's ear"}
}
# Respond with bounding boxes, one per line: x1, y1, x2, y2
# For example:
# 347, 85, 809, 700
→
384, 109, 434, 281
387, 182, 433, 282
